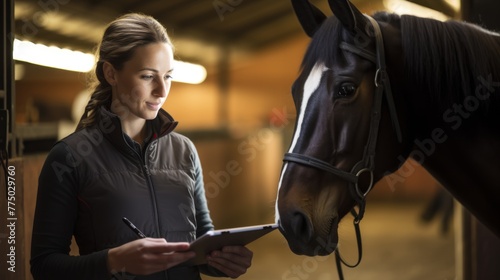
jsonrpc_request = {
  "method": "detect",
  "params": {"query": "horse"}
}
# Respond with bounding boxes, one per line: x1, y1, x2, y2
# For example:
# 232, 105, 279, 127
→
275, 0, 500, 270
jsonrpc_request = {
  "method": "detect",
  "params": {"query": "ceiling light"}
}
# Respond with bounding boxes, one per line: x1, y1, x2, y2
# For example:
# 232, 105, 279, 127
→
13, 39, 207, 84
172, 60, 207, 84
13, 39, 95, 72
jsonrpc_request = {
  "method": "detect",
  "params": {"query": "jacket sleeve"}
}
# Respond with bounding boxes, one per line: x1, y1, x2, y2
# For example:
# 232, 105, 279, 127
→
30, 142, 110, 280
188, 142, 227, 277
190, 142, 214, 238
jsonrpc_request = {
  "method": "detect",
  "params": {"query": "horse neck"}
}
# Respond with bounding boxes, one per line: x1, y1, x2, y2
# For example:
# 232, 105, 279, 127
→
408, 49, 500, 236
402, 54, 500, 205
420, 125, 500, 236
388, 16, 500, 235
402, 75, 500, 235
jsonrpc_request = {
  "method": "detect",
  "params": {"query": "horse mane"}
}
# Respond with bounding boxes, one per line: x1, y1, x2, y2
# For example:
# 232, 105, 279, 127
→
396, 14, 500, 113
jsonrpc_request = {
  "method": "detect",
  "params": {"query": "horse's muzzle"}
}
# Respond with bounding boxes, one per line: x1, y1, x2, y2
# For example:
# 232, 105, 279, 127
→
278, 211, 339, 256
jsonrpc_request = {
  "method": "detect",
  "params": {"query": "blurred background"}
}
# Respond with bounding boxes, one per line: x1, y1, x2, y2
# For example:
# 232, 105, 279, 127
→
2, 0, 499, 279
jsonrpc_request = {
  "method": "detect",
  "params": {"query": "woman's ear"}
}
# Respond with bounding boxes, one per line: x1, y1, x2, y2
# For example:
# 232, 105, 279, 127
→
102, 62, 117, 86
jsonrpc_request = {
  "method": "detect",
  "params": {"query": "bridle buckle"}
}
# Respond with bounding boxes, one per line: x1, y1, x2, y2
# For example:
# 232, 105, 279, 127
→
355, 168, 374, 198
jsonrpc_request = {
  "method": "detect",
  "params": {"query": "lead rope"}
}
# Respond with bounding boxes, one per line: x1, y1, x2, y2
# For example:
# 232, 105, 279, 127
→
334, 209, 363, 280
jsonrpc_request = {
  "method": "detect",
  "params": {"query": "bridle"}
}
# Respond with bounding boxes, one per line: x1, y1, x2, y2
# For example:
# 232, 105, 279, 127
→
282, 15, 402, 280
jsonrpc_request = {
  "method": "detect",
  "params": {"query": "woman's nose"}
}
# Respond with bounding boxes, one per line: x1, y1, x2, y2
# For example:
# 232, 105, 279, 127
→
155, 78, 169, 97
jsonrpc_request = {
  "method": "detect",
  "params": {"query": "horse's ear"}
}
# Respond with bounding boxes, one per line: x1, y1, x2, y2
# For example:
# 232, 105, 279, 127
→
328, 0, 367, 34
291, 0, 327, 37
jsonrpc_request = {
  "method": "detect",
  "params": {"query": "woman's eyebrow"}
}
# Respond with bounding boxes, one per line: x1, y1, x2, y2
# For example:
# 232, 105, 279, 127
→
139, 67, 158, 72
139, 67, 174, 73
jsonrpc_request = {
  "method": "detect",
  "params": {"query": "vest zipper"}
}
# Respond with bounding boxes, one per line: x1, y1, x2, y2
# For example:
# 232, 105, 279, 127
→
142, 145, 170, 279
141, 156, 162, 239
144, 164, 151, 176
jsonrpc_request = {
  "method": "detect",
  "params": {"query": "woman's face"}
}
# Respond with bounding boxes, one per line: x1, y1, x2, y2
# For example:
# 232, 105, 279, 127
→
108, 42, 174, 122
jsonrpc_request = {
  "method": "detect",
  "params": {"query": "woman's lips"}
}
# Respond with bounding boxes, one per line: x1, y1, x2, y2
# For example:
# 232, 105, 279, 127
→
146, 102, 161, 110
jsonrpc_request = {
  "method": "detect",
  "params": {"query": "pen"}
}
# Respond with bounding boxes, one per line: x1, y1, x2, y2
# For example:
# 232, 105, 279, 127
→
122, 217, 147, 238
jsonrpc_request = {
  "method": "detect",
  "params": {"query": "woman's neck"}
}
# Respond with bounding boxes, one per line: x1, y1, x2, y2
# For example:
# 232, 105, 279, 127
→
121, 118, 148, 145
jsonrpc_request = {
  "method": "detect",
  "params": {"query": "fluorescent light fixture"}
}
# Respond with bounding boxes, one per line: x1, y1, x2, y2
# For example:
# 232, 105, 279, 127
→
13, 39, 95, 72
13, 38, 207, 84
172, 60, 207, 84
384, 0, 450, 21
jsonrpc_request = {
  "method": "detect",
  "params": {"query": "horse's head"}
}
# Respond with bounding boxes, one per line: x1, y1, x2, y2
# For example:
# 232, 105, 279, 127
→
276, 0, 410, 256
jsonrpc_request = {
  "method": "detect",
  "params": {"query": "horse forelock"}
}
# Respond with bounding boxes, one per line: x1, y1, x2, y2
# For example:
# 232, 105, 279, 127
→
300, 16, 344, 71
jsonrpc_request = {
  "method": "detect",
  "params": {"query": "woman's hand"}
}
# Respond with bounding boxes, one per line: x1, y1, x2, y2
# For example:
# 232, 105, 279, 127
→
206, 246, 253, 278
107, 238, 195, 275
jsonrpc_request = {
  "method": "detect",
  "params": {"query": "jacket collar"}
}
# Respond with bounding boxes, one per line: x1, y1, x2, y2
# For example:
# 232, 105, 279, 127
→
152, 109, 179, 138
96, 106, 179, 156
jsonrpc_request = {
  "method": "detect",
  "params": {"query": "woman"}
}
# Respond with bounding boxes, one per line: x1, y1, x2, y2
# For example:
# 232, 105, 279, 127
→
30, 13, 253, 280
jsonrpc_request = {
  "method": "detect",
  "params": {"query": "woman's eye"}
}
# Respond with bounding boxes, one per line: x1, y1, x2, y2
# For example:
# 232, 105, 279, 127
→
337, 84, 357, 97
141, 75, 154, 80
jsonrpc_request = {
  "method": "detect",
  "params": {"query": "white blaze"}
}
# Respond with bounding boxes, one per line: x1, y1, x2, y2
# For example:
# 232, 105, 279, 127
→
275, 63, 327, 222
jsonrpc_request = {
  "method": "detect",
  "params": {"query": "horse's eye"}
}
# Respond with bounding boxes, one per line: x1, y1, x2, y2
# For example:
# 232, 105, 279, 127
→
337, 84, 357, 97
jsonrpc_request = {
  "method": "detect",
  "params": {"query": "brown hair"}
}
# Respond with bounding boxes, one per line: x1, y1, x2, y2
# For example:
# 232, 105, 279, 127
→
76, 13, 173, 130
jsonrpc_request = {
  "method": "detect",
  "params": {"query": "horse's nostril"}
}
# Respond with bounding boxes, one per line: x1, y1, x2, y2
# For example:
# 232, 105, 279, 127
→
291, 210, 313, 243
